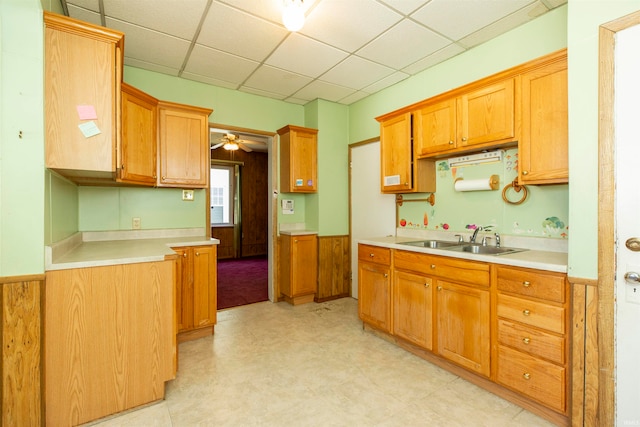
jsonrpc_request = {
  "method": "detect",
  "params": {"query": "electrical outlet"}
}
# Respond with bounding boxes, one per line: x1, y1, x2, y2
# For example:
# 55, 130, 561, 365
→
132, 217, 141, 230
627, 284, 640, 304
182, 189, 194, 201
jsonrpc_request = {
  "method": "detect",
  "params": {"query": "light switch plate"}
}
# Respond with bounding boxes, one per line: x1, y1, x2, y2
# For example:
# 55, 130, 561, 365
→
182, 189, 194, 201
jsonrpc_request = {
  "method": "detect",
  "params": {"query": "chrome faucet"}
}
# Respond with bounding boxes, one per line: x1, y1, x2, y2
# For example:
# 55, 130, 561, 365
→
495, 232, 501, 248
470, 226, 483, 243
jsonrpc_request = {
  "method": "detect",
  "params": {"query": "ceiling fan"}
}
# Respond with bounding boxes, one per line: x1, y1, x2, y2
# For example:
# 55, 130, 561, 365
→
211, 133, 254, 152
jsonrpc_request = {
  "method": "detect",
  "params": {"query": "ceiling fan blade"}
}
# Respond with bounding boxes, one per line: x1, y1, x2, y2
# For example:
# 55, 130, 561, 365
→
211, 142, 224, 150
239, 142, 253, 152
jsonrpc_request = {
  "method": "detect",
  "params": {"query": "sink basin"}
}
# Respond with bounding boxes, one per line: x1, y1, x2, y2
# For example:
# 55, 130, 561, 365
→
445, 244, 528, 256
400, 240, 462, 249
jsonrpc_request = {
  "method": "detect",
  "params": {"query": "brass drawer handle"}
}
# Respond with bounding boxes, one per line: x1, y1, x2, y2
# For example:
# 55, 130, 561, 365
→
523, 372, 531, 380
522, 337, 531, 345
522, 281, 531, 288
522, 309, 531, 316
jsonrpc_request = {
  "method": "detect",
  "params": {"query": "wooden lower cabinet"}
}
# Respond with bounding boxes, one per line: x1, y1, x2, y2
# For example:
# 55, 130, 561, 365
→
44, 261, 175, 426
279, 233, 318, 305
173, 245, 217, 342
436, 279, 490, 377
358, 245, 569, 425
393, 270, 433, 350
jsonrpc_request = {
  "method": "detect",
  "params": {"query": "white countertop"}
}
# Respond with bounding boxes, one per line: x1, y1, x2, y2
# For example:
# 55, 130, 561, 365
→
46, 228, 219, 271
359, 235, 567, 273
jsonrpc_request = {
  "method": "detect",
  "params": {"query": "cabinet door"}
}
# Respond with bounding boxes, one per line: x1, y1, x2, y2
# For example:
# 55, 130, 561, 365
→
414, 99, 457, 156
285, 128, 318, 193
358, 261, 392, 332
119, 83, 157, 185
173, 247, 192, 332
158, 103, 211, 188
458, 79, 515, 148
44, 13, 123, 175
380, 112, 412, 193
519, 59, 568, 184
192, 246, 217, 328
393, 271, 433, 350
291, 234, 318, 296
436, 280, 490, 377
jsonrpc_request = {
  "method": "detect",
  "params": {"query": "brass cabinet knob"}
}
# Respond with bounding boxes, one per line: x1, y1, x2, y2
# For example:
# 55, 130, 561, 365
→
461, 137, 467, 141
522, 337, 531, 345
195, 252, 200, 256
183, 253, 187, 258
430, 264, 436, 269
383, 273, 388, 278
437, 286, 443, 291
522, 171, 529, 175
369, 253, 374, 257
424, 283, 430, 288
523, 372, 531, 380
522, 309, 531, 316
448, 140, 454, 145
523, 281, 531, 288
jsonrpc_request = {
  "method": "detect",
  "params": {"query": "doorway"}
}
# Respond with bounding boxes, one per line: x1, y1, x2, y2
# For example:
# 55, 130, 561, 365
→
209, 124, 277, 307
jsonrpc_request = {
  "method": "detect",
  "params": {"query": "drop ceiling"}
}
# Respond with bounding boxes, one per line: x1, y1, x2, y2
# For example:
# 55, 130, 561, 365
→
61, 0, 566, 106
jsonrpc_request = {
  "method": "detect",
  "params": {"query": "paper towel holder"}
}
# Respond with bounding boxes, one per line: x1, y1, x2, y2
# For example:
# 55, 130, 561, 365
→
454, 175, 499, 191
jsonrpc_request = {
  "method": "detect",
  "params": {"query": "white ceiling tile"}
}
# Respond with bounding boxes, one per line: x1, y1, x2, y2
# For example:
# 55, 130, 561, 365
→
293, 80, 356, 103
457, 2, 546, 49
239, 86, 288, 100
67, 4, 102, 26
125, 57, 180, 77
378, 0, 429, 15
184, 44, 260, 85
402, 43, 465, 75
283, 96, 311, 105
198, 2, 288, 62
411, 0, 533, 41
357, 20, 450, 70
338, 90, 371, 105
103, 0, 208, 40
362, 71, 410, 93
106, 18, 191, 69
66, 0, 99, 12
266, 33, 348, 78
181, 72, 240, 90
300, 0, 402, 52
217, 0, 309, 26
320, 56, 394, 90
243, 65, 313, 97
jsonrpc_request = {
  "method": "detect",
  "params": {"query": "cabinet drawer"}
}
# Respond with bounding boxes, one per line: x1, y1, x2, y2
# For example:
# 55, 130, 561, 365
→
394, 250, 489, 287
358, 245, 390, 265
497, 346, 566, 413
497, 266, 566, 303
497, 294, 565, 334
498, 319, 565, 364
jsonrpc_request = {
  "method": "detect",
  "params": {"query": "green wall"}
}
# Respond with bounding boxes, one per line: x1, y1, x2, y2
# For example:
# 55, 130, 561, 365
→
0, 0, 45, 276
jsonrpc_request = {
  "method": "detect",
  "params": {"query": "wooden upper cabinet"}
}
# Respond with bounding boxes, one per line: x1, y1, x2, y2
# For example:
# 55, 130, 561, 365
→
378, 112, 436, 194
44, 12, 124, 181
157, 101, 213, 188
458, 79, 515, 148
414, 99, 457, 155
118, 83, 158, 186
519, 53, 568, 185
278, 125, 318, 193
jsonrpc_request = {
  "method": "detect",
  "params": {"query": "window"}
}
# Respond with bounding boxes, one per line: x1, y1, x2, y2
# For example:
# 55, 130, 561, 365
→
211, 165, 234, 226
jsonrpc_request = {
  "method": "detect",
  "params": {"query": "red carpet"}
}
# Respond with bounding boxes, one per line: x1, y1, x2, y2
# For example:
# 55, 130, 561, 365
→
217, 256, 268, 310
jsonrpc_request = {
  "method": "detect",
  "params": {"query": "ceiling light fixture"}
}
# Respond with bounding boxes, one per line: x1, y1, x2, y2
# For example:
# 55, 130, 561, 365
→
282, 0, 305, 32
223, 142, 239, 151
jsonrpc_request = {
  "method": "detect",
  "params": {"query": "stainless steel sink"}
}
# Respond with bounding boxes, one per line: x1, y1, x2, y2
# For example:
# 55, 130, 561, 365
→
444, 244, 528, 256
400, 240, 462, 249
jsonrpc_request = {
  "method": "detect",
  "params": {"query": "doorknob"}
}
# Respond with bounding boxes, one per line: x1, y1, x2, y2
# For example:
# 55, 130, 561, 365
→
624, 271, 640, 284
626, 237, 640, 251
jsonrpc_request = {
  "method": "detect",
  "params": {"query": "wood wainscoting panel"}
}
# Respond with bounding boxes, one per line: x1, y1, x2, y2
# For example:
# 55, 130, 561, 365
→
1, 275, 44, 427
212, 226, 234, 259
317, 235, 350, 302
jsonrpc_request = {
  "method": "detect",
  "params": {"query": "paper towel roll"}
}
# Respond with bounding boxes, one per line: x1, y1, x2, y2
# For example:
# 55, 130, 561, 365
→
454, 175, 499, 192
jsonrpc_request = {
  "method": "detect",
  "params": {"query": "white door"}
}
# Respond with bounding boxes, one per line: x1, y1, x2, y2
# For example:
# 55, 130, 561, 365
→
350, 141, 395, 298
615, 23, 640, 424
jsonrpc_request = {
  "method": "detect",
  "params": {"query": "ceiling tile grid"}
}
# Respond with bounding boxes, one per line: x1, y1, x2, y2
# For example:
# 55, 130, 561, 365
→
62, 0, 567, 106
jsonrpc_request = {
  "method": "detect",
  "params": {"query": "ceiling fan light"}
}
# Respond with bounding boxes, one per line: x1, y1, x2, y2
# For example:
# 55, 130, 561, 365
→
282, 0, 304, 32
223, 142, 239, 151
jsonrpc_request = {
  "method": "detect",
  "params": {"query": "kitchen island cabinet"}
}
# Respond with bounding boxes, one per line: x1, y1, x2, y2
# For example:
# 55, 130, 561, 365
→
157, 101, 212, 188
44, 12, 124, 183
44, 259, 176, 426
172, 244, 217, 342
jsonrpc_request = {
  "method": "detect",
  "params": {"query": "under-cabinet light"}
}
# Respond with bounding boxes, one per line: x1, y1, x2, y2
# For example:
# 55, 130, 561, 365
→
447, 150, 503, 168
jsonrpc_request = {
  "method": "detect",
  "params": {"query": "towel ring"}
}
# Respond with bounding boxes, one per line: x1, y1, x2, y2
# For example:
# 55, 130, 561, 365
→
502, 179, 528, 205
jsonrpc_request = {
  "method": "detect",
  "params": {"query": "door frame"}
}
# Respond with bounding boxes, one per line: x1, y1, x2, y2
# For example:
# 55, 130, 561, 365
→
207, 123, 279, 302
596, 9, 640, 426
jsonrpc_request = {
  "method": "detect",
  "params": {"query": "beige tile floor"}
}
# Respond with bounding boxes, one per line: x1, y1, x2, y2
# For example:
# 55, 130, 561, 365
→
91, 298, 555, 427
